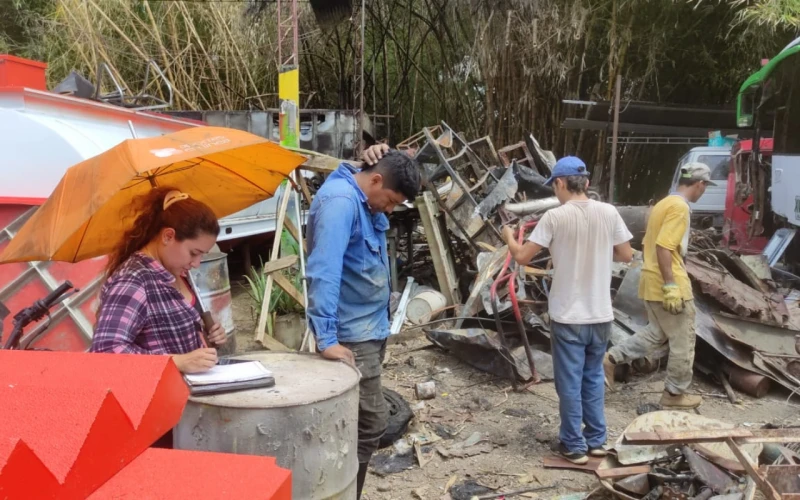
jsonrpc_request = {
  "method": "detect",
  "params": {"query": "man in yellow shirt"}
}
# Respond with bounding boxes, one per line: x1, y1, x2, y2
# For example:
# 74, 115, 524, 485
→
603, 163, 714, 409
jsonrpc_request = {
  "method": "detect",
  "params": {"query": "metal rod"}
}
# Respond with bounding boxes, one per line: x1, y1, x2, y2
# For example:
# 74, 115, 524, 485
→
422, 177, 482, 254
127, 120, 139, 139
491, 284, 519, 390
609, 74, 622, 203
476, 483, 557, 499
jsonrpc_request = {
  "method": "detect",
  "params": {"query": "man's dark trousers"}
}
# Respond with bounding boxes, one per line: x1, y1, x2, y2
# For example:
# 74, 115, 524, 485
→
341, 339, 388, 499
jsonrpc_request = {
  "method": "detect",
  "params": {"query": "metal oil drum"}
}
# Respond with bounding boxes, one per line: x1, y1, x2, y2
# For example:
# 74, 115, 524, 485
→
190, 252, 236, 356
174, 352, 360, 500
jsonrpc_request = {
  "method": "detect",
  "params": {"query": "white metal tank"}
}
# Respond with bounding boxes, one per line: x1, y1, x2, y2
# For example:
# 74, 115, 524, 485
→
174, 352, 360, 500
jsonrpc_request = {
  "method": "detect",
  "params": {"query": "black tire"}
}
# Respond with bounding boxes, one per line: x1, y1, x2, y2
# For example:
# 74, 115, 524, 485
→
379, 388, 413, 449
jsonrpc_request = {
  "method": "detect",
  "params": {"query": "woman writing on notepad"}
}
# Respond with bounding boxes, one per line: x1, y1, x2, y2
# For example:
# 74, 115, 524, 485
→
91, 187, 226, 374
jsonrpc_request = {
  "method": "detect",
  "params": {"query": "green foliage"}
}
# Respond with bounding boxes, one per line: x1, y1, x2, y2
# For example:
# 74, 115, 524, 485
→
243, 258, 304, 336
2, 0, 798, 204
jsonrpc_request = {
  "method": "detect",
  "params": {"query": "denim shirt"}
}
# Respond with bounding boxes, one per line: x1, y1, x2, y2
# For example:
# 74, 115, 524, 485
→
306, 163, 391, 350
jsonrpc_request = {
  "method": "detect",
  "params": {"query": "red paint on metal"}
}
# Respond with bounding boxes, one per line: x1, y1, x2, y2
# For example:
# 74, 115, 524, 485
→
0, 56, 47, 91
721, 139, 773, 254
0, 197, 45, 206
1, 205, 106, 351
90, 448, 293, 499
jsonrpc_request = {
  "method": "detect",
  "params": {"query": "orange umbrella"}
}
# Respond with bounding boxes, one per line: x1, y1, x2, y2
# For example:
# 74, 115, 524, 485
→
0, 127, 306, 263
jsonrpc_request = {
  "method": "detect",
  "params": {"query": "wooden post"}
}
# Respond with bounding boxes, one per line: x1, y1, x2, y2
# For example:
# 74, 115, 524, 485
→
726, 437, 781, 500
609, 74, 622, 203
255, 187, 293, 344
416, 192, 461, 305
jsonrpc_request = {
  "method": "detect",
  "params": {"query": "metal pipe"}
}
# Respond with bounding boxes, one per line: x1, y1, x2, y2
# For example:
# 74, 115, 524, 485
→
723, 363, 771, 398
510, 221, 540, 385
504, 197, 560, 215
609, 74, 622, 203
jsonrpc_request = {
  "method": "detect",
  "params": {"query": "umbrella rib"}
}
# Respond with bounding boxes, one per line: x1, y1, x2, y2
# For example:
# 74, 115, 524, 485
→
198, 157, 296, 195
71, 215, 93, 264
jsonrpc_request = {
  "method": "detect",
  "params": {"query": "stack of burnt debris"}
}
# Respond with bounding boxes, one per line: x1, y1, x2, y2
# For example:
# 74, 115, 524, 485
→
394, 122, 800, 403
542, 410, 800, 500
391, 122, 647, 390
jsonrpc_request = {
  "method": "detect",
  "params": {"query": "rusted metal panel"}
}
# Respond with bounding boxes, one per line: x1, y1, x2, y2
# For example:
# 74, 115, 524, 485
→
615, 473, 652, 496
595, 465, 652, 480
543, 456, 605, 471
686, 255, 788, 324
765, 465, 800, 496
683, 446, 736, 494
424, 328, 552, 382
713, 313, 796, 355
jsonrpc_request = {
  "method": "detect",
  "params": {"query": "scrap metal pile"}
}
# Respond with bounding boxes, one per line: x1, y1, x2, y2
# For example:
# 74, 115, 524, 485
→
613, 239, 800, 402
540, 409, 800, 500
392, 122, 572, 390
393, 122, 800, 405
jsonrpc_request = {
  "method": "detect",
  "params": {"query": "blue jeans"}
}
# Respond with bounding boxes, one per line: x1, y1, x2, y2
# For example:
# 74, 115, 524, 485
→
550, 321, 612, 453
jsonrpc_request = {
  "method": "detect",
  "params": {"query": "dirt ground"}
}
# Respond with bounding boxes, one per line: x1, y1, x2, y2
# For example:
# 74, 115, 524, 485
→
230, 285, 799, 500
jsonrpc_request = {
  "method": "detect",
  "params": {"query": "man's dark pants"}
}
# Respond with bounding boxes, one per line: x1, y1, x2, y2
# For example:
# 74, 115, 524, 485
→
341, 339, 388, 499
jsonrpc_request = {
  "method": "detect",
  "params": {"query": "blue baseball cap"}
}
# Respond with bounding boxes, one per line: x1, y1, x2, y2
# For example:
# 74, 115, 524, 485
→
544, 156, 590, 186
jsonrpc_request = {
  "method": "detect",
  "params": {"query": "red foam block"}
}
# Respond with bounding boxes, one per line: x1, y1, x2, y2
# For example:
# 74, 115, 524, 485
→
0, 439, 60, 499
0, 350, 187, 428
90, 448, 292, 499
0, 351, 189, 499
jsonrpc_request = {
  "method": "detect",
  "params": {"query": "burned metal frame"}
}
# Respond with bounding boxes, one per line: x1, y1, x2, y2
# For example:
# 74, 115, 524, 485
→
419, 124, 503, 243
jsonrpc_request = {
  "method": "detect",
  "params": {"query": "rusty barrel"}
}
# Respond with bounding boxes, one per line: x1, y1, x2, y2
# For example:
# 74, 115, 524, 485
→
190, 252, 236, 355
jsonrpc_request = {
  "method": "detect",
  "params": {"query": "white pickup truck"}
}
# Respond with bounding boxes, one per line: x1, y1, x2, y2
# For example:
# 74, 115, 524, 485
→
669, 146, 732, 228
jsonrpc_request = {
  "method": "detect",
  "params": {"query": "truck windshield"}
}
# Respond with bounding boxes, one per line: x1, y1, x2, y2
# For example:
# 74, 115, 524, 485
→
697, 155, 730, 181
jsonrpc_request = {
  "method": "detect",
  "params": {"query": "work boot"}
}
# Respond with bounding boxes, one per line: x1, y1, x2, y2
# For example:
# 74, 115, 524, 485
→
356, 462, 369, 500
550, 441, 589, 465
588, 446, 608, 457
659, 391, 702, 409
603, 353, 616, 391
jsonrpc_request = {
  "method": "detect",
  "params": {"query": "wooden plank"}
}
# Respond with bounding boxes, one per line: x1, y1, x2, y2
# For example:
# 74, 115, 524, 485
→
416, 192, 460, 305
262, 255, 298, 275
625, 428, 753, 444
297, 173, 313, 204
255, 185, 292, 343
726, 437, 781, 500
543, 456, 604, 472
692, 445, 746, 473
299, 156, 362, 173
626, 428, 800, 445
259, 334, 291, 352
283, 217, 307, 253
595, 466, 652, 480
273, 271, 305, 308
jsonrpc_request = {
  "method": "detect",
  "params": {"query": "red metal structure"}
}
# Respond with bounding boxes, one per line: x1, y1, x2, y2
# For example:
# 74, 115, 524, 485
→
0, 56, 201, 351
721, 139, 773, 254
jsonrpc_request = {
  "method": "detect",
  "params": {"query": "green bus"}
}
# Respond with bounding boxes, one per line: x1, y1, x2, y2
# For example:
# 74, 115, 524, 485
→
735, 37, 800, 257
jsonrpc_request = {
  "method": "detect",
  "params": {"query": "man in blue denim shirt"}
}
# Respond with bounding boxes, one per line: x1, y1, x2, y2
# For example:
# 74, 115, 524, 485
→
306, 145, 420, 499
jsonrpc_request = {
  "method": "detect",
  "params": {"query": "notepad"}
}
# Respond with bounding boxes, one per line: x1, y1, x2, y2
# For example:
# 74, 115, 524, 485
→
184, 360, 273, 386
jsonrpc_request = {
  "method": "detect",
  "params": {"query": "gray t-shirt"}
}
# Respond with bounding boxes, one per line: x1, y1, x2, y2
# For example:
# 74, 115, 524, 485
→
528, 200, 633, 324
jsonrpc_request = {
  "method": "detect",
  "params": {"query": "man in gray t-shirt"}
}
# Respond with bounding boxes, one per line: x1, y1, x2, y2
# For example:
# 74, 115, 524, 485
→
503, 156, 633, 465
